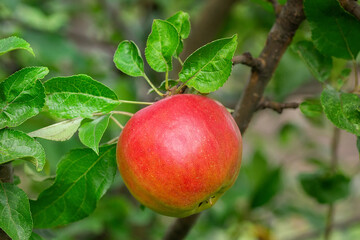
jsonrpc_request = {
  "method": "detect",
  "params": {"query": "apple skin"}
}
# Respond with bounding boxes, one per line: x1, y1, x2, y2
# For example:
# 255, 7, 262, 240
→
116, 94, 242, 218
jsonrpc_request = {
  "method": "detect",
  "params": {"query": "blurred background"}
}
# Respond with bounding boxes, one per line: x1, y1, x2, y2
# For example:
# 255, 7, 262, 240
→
0, 0, 359, 239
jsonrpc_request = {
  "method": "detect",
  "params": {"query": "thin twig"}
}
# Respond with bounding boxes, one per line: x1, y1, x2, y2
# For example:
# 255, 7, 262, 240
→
338, 0, 360, 21
232, 52, 264, 70
110, 115, 124, 129
111, 111, 134, 117
105, 136, 119, 145
256, 99, 299, 113
324, 128, 340, 240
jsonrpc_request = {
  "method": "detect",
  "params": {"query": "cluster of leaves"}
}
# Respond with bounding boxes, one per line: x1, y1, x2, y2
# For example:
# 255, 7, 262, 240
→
113, 11, 238, 94
0, 10, 239, 240
292, 0, 360, 205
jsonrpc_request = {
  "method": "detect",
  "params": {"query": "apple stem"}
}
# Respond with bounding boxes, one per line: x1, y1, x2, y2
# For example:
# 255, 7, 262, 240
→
165, 70, 169, 90
110, 115, 124, 129
142, 73, 164, 97
105, 136, 119, 145
111, 111, 134, 117
118, 99, 154, 105
178, 57, 184, 66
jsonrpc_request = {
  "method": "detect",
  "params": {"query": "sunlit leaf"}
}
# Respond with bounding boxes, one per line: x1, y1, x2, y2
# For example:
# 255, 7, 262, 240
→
78, 115, 110, 154
167, 11, 190, 39
179, 35, 237, 93
113, 41, 144, 77
0, 129, 45, 171
29, 118, 83, 141
0, 67, 48, 129
0, 36, 34, 56
145, 20, 179, 72
44, 74, 119, 119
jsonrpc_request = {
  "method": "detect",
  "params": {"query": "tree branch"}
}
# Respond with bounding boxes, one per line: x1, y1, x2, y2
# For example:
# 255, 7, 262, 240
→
232, 52, 264, 70
163, 214, 201, 240
339, 0, 360, 21
233, 0, 305, 134
256, 99, 299, 113
0, 162, 14, 240
324, 128, 341, 240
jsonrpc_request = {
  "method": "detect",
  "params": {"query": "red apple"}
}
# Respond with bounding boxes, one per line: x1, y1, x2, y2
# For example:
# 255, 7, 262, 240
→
116, 94, 242, 217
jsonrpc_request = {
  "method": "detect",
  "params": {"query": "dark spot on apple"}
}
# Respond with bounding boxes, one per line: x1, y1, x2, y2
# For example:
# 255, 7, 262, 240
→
198, 201, 204, 207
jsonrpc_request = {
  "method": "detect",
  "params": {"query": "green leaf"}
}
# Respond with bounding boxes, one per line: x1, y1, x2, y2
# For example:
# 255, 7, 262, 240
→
357, 136, 360, 155
250, 167, 282, 209
113, 40, 144, 77
44, 74, 119, 119
244, 150, 269, 191
299, 171, 350, 204
0, 36, 35, 56
300, 98, 323, 118
0, 183, 32, 240
0, 67, 49, 129
292, 41, 332, 82
179, 35, 238, 93
145, 19, 179, 72
167, 11, 189, 58
29, 118, 83, 141
31, 144, 117, 228
304, 0, 360, 59
167, 11, 191, 39
0, 129, 45, 171
321, 86, 360, 135
29, 232, 44, 240
341, 93, 360, 125
78, 115, 110, 154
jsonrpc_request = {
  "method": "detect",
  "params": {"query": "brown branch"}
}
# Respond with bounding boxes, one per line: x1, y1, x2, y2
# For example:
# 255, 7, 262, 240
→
233, 0, 305, 134
163, 214, 201, 240
339, 0, 360, 21
289, 214, 360, 240
232, 52, 264, 70
0, 162, 14, 240
256, 99, 299, 113
324, 128, 341, 240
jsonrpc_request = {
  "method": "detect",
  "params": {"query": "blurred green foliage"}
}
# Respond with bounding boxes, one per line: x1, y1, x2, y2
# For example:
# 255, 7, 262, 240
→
1, 0, 360, 239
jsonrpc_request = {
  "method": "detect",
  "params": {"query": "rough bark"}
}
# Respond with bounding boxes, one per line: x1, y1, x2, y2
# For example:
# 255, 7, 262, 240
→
233, 0, 305, 134
339, 0, 360, 21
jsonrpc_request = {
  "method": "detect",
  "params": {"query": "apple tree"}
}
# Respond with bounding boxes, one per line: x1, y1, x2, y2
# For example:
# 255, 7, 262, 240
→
0, 0, 360, 239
